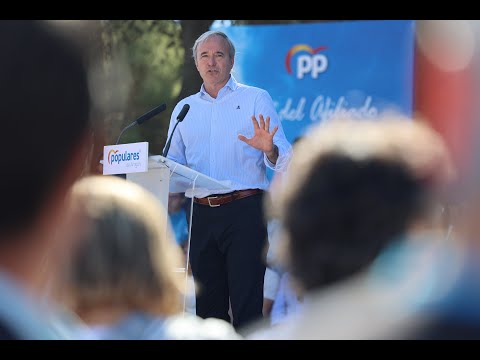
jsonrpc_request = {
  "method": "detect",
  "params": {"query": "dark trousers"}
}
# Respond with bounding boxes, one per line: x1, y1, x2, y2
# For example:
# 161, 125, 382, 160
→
189, 193, 267, 329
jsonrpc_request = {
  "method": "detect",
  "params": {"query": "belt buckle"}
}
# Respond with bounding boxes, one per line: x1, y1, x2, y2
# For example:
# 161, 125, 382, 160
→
207, 196, 220, 207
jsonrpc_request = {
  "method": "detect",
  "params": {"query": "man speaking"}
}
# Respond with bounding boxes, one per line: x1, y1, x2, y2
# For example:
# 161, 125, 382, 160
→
164, 30, 292, 329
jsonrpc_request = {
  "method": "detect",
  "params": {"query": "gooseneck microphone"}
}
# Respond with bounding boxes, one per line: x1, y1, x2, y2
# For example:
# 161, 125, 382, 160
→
162, 103, 190, 158
116, 103, 167, 145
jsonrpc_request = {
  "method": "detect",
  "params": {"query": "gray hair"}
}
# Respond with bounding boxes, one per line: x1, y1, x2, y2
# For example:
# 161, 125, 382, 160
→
63, 175, 185, 316
192, 30, 236, 65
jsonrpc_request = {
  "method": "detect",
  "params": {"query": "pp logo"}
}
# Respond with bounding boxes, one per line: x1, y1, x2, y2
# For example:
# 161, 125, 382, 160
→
286, 44, 328, 79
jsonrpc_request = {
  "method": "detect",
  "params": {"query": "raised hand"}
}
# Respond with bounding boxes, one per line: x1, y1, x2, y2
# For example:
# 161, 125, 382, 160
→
238, 114, 279, 155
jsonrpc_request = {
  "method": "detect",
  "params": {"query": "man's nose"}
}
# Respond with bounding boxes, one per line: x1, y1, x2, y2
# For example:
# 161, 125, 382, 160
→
208, 56, 216, 66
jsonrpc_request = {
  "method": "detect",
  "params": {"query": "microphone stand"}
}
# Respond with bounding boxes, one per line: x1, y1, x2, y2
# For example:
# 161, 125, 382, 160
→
116, 103, 167, 145
162, 120, 180, 158
116, 122, 137, 145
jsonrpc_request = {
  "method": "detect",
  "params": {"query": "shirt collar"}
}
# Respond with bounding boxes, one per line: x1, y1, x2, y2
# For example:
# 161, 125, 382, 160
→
199, 74, 238, 96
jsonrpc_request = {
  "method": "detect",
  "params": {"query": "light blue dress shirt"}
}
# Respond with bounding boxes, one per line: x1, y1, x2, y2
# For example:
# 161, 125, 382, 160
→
164, 75, 292, 197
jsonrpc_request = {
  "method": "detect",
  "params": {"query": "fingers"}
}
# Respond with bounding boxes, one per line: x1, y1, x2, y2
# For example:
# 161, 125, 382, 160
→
238, 134, 250, 144
251, 116, 260, 130
259, 114, 265, 129
252, 114, 276, 135
271, 125, 279, 137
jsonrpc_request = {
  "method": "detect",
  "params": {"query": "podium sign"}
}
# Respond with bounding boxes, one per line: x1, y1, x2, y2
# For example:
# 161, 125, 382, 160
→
103, 142, 149, 175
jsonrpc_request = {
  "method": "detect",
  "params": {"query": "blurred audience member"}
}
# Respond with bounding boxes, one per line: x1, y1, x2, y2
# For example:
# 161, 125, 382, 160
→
248, 117, 455, 339
270, 273, 302, 326
262, 137, 304, 321
402, 177, 480, 339
262, 220, 282, 318
58, 176, 241, 340
263, 268, 280, 318
0, 20, 93, 339
168, 193, 189, 253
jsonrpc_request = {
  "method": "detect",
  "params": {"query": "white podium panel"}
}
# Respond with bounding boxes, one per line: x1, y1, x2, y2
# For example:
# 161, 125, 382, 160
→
127, 165, 170, 210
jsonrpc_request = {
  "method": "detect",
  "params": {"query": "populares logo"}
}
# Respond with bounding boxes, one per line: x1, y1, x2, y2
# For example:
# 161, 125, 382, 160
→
285, 44, 328, 79
108, 149, 140, 165
108, 149, 119, 165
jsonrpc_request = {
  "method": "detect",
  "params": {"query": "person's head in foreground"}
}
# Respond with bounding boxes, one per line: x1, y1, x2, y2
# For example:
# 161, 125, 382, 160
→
59, 175, 240, 340
273, 117, 454, 293
0, 20, 92, 339
248, 116, 456, 339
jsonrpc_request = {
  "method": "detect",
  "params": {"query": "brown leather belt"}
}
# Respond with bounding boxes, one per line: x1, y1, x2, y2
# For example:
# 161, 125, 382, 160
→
194, 189, 263, 207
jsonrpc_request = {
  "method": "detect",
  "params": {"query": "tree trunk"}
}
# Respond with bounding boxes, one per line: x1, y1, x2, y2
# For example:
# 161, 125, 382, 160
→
176, 20, 215, 102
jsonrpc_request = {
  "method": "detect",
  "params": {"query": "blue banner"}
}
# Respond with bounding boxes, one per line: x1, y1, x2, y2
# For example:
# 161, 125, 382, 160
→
219, 20, 415, 143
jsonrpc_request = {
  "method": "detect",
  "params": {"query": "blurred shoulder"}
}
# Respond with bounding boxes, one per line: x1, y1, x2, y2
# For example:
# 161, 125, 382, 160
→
163, 313, 242, 340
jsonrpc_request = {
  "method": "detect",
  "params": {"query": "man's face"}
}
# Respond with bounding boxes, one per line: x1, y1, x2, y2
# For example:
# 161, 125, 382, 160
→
196, 35, 234, 88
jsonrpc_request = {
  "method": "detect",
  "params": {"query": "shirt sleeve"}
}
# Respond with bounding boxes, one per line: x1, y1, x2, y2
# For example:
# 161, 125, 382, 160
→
254, 90, 292, 172
164, 102, 187, 166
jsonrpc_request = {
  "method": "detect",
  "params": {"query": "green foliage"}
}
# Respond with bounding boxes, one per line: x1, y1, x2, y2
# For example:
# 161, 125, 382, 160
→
102, 20, 183, 153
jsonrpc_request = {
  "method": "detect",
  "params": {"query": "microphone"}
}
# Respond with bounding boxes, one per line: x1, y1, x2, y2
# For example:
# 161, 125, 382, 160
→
162, 104, 190, 158
116, 103, 167, 145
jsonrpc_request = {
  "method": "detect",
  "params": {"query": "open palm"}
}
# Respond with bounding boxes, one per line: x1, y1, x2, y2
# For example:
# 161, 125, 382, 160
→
238, 114, 278, 153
